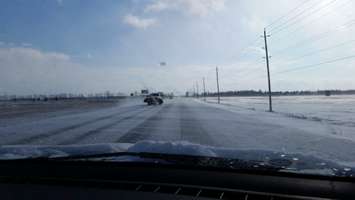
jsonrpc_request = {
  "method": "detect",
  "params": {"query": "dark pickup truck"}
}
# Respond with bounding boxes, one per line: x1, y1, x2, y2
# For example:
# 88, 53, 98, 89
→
143, 93, 164, 105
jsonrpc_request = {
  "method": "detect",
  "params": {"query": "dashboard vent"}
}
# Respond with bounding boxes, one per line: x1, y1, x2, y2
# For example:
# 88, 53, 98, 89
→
112, 181, 328, 200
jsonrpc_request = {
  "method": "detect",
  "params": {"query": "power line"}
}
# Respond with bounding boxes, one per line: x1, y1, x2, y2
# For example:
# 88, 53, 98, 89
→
231, 2, 312, 77
270, 0, 351, 38
272, 18, 355, 55
225, 37, 264, 82
265, 0, 312, 29
272, 38, 355, 66
268, 0, 331, 32
230, 38, 263, 63
270, 0, 339, 35
268, 0, 321, 32
274, 55, 355, 74
270, 0, 338, 34
233, 60, 264, 78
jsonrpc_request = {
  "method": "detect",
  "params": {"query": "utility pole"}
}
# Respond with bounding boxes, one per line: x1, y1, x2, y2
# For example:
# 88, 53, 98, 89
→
203, 77, 206, 101
216, 67, 220, 104
196, 81, 199, 98
193, 83, 196, 98
263, 28, 273, 112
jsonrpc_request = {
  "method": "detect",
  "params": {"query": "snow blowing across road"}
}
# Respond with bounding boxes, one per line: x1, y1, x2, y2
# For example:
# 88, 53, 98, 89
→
0, 97, 355, 166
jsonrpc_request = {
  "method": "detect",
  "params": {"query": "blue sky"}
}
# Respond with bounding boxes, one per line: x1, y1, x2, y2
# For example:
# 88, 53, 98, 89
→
0, 1, 132, 63
1, 0, 355, 95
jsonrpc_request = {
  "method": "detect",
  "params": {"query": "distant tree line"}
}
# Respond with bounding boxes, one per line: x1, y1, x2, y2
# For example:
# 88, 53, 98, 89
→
0, 91, 127, 102
200, 89, 355, 97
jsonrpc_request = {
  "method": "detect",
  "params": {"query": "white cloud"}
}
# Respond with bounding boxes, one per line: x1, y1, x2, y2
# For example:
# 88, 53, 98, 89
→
0, 47, 125, 95
56, 0, 63, 5
0, 46, 181, 95
21, 43, 32, 47
1, 46, 354, 95
145, 0, 226, 17
145, 0, 171, 12
0, 41, 4, 46
123, 14, 157, 29
241, 16, 267, 34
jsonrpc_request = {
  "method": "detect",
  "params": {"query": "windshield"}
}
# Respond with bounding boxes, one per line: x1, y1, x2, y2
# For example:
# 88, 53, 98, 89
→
1, 0, 355, 177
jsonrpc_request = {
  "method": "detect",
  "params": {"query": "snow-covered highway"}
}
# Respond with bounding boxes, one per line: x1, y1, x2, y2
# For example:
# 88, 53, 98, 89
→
1, 98, 355, 165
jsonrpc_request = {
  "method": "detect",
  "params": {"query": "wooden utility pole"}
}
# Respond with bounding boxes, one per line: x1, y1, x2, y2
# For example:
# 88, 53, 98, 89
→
203, 77, 206, 101
216, 67, 220, 104
196, 82, 199, 98
193, 83, 196, 98
263, 28, 273, 112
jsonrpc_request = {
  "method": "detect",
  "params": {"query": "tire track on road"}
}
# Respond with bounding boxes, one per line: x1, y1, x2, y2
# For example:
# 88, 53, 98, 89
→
179, 103, 215, 146
9, 105, 146, 145
58, 106, 154, 145
116, 104, 172, 143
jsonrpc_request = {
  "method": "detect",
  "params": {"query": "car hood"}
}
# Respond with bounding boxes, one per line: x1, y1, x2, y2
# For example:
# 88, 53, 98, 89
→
0, 140, 353, 177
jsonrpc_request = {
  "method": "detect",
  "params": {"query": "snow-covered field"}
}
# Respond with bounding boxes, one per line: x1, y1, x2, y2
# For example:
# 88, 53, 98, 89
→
206, 95, 355, 142
207, 95, 355, 126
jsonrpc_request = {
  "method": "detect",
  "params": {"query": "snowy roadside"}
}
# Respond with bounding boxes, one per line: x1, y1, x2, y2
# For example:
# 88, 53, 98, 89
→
196, 98, 355, 143
203, 96, 355, 126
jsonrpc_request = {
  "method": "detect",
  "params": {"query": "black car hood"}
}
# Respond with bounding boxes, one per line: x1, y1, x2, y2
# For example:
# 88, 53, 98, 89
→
0, 140, 353, 177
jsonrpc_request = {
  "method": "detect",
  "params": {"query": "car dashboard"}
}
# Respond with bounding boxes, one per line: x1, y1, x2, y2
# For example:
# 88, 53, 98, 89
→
0, 160, 354, 200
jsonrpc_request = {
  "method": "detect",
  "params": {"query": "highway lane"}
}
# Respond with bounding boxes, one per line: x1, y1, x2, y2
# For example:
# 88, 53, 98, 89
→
1, 98, 355, 164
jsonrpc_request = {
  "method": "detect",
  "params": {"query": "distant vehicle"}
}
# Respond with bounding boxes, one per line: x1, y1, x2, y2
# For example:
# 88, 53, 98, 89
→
144, 93, 164, 105
141, 89, 149, 95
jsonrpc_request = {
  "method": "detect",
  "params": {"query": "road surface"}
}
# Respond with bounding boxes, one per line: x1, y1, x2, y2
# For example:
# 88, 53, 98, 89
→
0, 98, 355, 164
